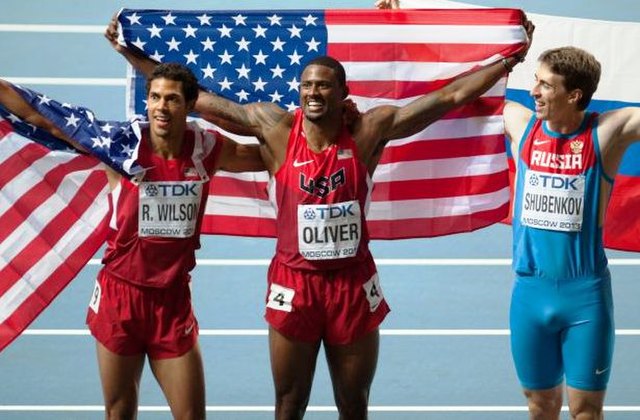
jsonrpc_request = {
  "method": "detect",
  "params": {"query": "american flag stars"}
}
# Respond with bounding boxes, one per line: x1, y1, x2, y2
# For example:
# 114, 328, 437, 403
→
6, 85, 142, 173
119, 10, 329, 114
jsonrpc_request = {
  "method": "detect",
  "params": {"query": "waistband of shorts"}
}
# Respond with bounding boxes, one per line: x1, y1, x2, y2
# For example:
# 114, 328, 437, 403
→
100, 267, 192, 290
515, 269, 611, 284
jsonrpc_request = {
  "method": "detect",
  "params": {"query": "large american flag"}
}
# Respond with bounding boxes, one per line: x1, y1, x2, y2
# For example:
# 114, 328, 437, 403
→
118, 8, 528, 238
0, 102, 110, 351
0, 8, 527, 351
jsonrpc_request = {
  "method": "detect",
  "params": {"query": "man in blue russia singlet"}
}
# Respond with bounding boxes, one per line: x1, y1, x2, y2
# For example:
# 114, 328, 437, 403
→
504, 47, 640, 419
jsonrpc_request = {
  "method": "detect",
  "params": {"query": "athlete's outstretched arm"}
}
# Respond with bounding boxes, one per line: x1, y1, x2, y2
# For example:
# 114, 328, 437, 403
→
596, 106, 640, 177
602, 107, 640, 147
503, 101, 534, 147
215, 136, 267, 173
0, 79, 84, 151
0, 78, 124, 186
362, 19, 534, 144
104, 14, 286, 140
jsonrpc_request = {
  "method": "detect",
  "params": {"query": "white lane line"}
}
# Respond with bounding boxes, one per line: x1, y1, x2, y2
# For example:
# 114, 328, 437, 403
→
82, 258, 640, 266
22, 329, 640, 336
0, 24, 104, 33
4, 77, 125, 86
0, 405, 639, 412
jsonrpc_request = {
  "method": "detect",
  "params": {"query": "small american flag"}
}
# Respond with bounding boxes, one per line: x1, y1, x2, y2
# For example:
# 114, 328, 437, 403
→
118, 8, 528, 239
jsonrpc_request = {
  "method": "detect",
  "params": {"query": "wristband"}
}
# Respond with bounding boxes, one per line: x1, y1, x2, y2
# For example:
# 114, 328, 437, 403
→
502, 58, 514, 73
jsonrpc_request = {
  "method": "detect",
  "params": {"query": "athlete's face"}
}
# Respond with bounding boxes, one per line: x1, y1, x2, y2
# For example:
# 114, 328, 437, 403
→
300, 64, 346, 122
146, 78, 193, 142
530, 62, 581, 122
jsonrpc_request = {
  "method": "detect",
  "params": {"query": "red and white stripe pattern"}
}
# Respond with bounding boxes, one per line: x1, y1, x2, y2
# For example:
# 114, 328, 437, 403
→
0, 117, 109, 351
191, 8, 527, 238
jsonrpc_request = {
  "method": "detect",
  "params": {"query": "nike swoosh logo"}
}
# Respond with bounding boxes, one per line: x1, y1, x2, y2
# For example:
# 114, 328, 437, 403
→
293, 159, 313, 168
595, 367, 609, 375
184, 323, 195, 336
533, 139, 550, 146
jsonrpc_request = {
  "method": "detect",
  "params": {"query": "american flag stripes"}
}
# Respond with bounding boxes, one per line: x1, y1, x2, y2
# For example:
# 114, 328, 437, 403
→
118, 8, 528, 238
0, 105, 110, 351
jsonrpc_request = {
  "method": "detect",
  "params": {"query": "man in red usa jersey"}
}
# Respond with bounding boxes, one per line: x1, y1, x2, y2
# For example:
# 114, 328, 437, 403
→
107, 15, 534, 419
0, 63, 264, 420
505, 46, 640, 419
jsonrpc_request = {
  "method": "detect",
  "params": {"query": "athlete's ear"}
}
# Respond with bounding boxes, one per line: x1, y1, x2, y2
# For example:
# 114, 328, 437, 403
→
568, 88, 583, 107
342, 85, 350, 99
186, 99, 196, 113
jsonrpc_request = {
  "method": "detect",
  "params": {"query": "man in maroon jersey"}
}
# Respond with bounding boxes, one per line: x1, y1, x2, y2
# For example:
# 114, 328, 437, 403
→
0, 64, 264, 419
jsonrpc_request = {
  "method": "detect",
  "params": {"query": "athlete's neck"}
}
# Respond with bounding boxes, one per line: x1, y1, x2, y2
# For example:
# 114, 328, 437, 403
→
302, 118, 342, 153
545, 110, 585, 135
149, 134, 183, 159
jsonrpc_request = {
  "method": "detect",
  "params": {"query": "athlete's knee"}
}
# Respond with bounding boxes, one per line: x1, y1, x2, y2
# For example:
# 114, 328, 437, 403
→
568, 398, 604, 420
524, 388, 563, 419
274, 390, 310, 420
103, 399, 138, 420
170, 407, 206, 420
567, 387, 605, 420
334, 388, 369, 420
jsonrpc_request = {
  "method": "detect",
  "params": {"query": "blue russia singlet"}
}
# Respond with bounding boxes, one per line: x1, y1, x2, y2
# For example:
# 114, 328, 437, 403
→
512, 113, 613, 279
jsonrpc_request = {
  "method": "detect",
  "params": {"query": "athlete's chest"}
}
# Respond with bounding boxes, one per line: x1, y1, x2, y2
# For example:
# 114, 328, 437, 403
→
517, 121, 597, 233
285, 141, 361, 203
521, 123, 596, 176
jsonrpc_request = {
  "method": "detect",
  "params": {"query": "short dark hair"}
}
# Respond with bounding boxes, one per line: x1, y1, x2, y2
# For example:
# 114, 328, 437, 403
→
538, 47, 601, 111
304, 56, 347, 91
146, 62, 200, 103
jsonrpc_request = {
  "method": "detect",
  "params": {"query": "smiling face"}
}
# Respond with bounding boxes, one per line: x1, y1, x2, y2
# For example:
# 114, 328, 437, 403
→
530, 62, 579, 122
146, 78, 193, 142
299, 64, 347, 123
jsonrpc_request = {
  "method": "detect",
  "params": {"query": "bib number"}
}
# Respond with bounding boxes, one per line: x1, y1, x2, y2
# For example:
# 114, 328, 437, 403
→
362, 273, 384, 312
266, 283, 294, 312
88, 280, 101, 314
138, 181, 202, 238
297, 200, 361, 260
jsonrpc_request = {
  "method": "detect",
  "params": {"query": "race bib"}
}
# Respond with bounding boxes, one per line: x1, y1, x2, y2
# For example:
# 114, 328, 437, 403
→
520, 169, 585, 232
266, 283, 295, 313
88, 280, 101, 314
297, 200, 361, 260
362, 273, 384, 312
138, 181, 202, 238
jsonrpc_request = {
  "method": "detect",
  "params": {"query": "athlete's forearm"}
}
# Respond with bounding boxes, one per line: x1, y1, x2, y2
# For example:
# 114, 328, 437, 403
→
0, 79, 86, 151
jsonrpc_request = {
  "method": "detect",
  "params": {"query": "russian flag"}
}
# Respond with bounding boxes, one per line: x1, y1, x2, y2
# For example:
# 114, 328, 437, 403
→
402, 0, 640, 252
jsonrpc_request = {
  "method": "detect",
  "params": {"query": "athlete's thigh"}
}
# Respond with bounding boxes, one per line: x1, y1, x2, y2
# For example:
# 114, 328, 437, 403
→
324, 328, 380, 396
150, 342, 206, 419
510, 279, 563, 390
562, 279, 614, 391
96, 341, 145, 406
269, 326, 321, 398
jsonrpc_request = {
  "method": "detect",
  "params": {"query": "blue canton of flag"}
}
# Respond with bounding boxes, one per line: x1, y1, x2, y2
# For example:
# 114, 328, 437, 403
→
119, 9, 328, 116
0, 105, 72, 153
10, 84, 143, 175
